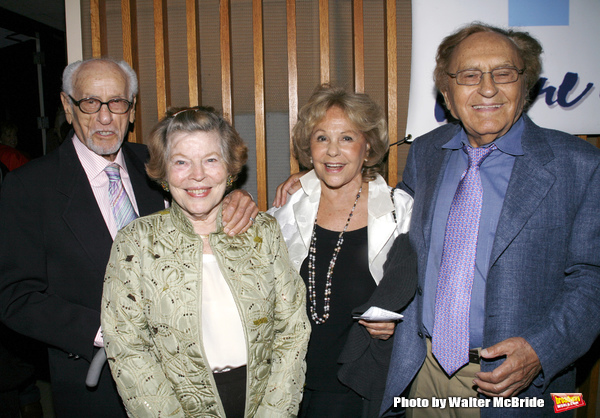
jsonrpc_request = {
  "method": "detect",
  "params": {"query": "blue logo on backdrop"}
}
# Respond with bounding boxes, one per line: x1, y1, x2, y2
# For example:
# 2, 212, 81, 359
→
538, 73, 594, 108
508, 0, 569, 26
434, 73, 596, 122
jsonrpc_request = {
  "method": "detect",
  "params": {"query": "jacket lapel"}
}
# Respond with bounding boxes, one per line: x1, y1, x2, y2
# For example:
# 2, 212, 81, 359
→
420, 141, 453, 258
367, 176, 396, 266
293, 179, 320, 252
489, 117, 556, 267
122, 143, 164, 217
57, 138, 113, 271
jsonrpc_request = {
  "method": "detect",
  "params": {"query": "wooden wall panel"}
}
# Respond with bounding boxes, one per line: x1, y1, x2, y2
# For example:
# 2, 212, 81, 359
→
385, 0, 398, 186
318, 0, 329, 84
90, 0, 107, 57
286, 0, 299, 175
186, 0, 201, 107
220, 0, 233, 123
353, 0, 365, 93
121, 0, 140, 143
154, 0, 170, 119
85, 0, 413, 204
253, 0, 267, 209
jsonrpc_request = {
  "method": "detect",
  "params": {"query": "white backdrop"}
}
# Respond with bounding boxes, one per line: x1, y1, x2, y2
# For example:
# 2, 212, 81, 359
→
407, 0, 600, 138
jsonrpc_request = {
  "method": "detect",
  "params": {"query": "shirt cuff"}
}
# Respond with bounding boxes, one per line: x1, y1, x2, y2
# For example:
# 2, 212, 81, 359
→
94, 327, 104, 348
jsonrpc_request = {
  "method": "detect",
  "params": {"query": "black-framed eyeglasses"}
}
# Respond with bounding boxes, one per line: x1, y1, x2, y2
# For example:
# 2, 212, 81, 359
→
447, 66, 525, 86
69, 95, 133, 114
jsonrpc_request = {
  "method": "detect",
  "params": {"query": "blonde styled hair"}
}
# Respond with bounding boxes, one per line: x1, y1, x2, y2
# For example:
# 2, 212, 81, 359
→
293, 84, 388, 182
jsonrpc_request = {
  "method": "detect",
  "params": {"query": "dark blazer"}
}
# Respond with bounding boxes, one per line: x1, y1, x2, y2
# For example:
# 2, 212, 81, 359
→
381, 116, 600, 417
0, 136, 165, 417
337, 233, 417, 417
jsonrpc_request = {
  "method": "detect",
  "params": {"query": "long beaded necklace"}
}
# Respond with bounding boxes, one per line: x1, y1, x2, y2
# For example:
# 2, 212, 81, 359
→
308, 186, 362, 324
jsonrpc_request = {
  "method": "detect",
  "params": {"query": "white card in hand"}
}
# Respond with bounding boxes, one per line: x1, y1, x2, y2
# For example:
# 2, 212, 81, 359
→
353, 306, 403, 321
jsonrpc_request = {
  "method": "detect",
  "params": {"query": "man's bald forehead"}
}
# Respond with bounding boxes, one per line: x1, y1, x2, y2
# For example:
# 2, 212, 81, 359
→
73, 60, 130, 96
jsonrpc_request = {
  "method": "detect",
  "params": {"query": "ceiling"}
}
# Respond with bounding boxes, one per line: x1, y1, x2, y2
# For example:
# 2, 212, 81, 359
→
0, 0, 65, 49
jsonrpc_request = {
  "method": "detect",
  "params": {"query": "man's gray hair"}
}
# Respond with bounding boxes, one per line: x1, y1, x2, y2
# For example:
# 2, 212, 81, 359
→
62, 58, 139, 100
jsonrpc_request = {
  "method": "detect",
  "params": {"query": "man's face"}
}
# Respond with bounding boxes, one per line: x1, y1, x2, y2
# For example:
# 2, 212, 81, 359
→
60, 61, 136, 161
442, 32, 526, 147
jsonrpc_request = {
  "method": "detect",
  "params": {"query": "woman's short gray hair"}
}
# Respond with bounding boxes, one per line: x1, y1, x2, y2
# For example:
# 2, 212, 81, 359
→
146, 107, 248, 184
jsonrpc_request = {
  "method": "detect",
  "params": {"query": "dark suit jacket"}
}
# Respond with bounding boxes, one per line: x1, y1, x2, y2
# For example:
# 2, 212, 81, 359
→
0, 136, 165, 417
381, 116, 600, 417
337, 233, 417, 417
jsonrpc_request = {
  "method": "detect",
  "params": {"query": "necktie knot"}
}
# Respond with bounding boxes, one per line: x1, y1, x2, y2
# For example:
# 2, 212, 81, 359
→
464, 143, 497, 169
104, 163, 122, 181
104, 163, 137, 230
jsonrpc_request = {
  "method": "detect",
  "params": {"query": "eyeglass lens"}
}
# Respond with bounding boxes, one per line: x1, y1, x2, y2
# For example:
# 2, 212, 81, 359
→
456, 68, 519, 85
78, 98, 131, 114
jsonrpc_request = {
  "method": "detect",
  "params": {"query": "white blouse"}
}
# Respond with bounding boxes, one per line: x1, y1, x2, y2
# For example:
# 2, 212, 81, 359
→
268, 171, 413, 284
201, 254, 247, 372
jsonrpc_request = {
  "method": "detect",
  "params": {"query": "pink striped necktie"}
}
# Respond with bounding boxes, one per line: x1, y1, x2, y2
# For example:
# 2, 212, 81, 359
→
432, 143, 496, 376
104, 163, 138, 230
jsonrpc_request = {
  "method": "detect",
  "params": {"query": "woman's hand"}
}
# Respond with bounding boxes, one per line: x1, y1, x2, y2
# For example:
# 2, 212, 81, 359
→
222, 190, 259, 235
272, 171, 306, 207
358, 320, 396, 340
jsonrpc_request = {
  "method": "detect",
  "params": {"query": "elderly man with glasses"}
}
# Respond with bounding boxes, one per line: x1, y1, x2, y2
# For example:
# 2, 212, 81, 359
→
380, 23, 600, 417
0, 58, 257, 417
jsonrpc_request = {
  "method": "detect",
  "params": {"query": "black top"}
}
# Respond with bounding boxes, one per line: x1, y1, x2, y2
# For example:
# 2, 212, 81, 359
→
300, 224, 375, 392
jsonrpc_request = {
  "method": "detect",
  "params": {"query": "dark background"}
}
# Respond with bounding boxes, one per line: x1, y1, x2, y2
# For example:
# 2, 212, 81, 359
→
0, 1, 66, 159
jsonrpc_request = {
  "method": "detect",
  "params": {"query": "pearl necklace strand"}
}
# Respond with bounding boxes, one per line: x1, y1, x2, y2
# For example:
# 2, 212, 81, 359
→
308, 186, 362, 324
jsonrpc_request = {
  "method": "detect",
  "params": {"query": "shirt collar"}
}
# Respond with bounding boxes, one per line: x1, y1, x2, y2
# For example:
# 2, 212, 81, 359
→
442, 116, 525, 156
72, 134, 128, 181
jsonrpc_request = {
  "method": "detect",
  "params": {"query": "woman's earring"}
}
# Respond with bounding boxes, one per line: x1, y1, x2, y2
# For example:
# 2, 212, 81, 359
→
226, 175, 234, 188
160, 181, 170, 192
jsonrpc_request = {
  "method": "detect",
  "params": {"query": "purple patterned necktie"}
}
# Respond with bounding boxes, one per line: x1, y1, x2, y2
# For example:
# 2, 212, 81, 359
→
432, 143, 496, 376
104, 163, 138, 230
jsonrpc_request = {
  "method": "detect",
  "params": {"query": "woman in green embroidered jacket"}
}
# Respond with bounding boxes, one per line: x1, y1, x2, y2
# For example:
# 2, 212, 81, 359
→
101, 107, 310, 417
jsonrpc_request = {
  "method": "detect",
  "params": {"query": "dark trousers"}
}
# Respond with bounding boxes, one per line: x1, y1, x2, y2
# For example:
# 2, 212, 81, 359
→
213, 366, 247, 417
300, 387, 383, 418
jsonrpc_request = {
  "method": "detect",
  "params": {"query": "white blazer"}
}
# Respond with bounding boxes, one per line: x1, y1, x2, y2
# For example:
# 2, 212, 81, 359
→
268, 170, 413, 284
